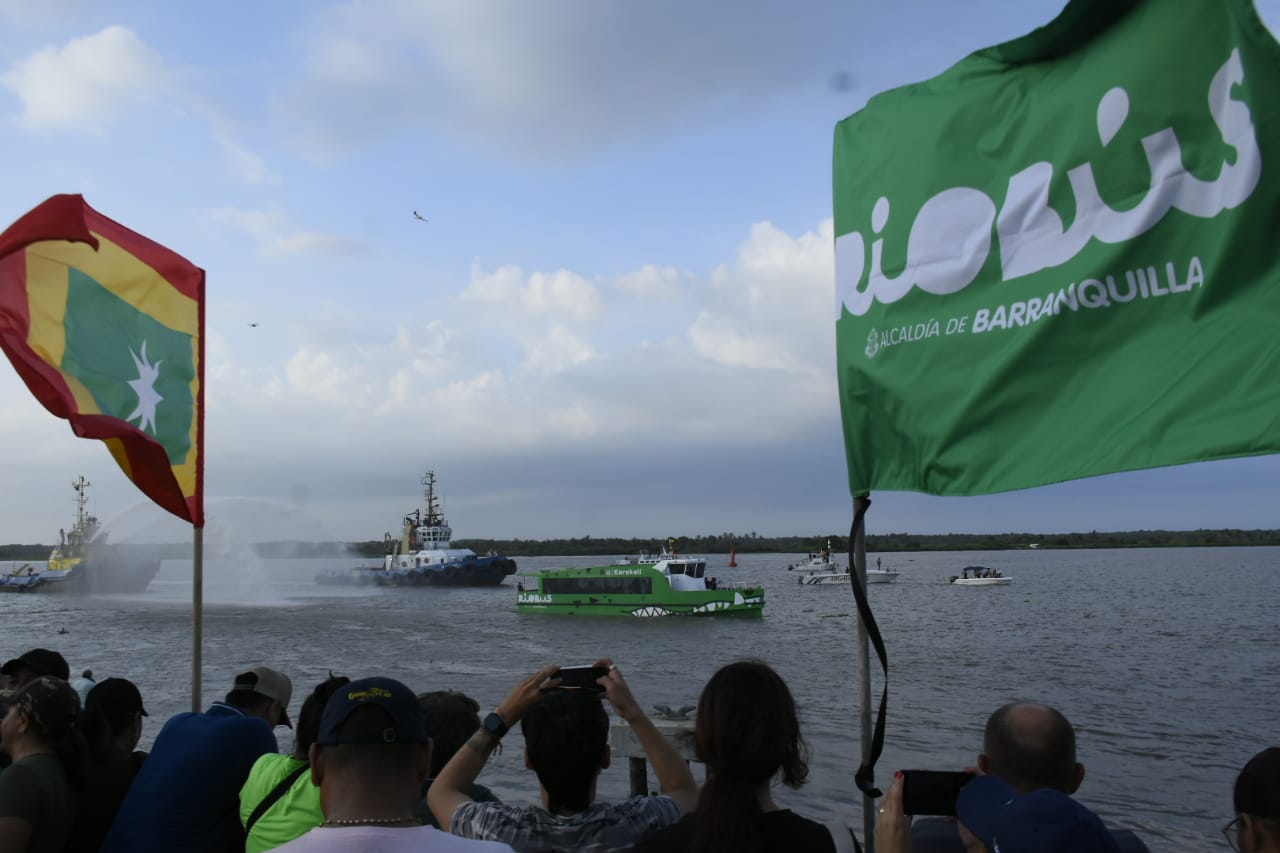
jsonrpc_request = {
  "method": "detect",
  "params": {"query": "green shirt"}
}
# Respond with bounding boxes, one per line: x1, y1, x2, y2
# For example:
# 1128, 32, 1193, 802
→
238, 754, 322, 853
0, 753, 77, 853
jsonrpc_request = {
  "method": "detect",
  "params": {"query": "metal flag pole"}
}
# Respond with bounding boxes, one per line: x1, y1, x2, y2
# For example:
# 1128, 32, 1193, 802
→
852, 495, 873, 848
192, 525, 203, 712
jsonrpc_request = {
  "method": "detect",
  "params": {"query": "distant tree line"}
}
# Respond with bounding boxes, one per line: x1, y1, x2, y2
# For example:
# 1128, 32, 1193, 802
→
3, 528, 1279, 562
361, 528, 1280, 556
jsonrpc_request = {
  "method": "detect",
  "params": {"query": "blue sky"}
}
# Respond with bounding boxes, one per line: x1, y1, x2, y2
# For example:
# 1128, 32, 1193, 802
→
1, 1, 1277, 545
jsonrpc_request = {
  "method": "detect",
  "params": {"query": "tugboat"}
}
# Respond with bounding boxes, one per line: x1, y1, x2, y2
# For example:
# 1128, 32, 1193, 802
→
317, 471, 517, 587
9, 477, 162, 595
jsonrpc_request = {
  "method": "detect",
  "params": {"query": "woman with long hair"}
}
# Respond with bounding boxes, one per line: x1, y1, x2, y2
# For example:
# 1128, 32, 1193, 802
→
0, 675, 87, 852
66, 677, 150, 852
635, 660, 837, 853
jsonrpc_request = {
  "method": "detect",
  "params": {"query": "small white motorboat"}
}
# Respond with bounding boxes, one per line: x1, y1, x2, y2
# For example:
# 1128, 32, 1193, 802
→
948, 565, 1011, 585
788, 541, 843, 572
799, 567, 900, 585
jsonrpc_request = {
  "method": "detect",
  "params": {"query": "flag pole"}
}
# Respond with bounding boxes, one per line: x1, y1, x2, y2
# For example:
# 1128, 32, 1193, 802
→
192, 526, 203, 712
852, 495, 874, 847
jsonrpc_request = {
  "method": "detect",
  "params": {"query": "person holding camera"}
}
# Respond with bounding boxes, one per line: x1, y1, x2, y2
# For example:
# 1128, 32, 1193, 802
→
428, 659, 698, 852
632, 659, 841, 853
874, 702, 1148, 852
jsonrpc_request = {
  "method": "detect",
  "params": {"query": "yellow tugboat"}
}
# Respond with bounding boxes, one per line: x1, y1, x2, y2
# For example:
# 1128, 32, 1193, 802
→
30, 477, 161, 594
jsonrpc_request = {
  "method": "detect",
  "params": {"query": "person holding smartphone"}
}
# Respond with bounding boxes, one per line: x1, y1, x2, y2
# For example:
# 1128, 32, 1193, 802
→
631, 660, 840, 853
428, 659, 698, 853
875, 703, 1148, 853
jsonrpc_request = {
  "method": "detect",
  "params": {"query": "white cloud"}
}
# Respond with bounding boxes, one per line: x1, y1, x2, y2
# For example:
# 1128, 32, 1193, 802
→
695, 219, 836, 375
522, 324, 597, 375
211, 126, 280, 186
209, 207, 365, 258
1, 25, 168, 132
463, 264, 601, 324
614, 265, 686, 301
284, 347, 362, 401
0, 216, 843, 541
688, 312, 808, 373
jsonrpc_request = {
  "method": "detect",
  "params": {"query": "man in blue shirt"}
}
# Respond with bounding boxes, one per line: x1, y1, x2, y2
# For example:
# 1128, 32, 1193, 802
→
101, 666, 293, 853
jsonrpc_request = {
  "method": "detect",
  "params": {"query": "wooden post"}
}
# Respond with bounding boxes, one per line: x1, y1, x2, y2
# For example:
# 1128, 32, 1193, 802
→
611, 716, 697, 797
629, 756, 648, 796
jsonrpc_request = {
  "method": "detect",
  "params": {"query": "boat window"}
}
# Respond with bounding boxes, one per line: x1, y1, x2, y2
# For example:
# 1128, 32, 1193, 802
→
544, 577, 654, 595
693, 562, 705, 579
668, 563, 685, 575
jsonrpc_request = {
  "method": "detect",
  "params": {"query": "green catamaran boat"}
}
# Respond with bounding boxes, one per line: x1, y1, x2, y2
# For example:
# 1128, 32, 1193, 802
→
516, 548, 764, 617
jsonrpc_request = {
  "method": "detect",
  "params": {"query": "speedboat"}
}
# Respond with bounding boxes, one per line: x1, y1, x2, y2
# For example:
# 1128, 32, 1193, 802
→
787, 540, 844, 572
800, 566, 901, 585
948, 565, 1012, 585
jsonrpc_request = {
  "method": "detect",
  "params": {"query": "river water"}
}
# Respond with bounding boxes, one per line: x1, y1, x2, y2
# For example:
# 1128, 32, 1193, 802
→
3, 545, 1276, 851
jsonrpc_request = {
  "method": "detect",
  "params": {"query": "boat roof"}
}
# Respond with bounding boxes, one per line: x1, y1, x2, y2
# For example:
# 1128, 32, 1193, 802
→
525, 560, 703, 577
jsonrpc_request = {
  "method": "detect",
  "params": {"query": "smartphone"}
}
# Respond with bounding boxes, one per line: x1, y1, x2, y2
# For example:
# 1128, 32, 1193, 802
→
557, 664, 608, 692
900, 770, 977, 816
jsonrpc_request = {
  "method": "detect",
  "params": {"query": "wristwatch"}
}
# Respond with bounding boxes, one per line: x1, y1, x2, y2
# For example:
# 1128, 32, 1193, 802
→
482, 711, 509, 738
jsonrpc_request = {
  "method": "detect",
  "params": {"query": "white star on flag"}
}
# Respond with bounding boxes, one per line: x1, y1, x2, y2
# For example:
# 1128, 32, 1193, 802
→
126, 340, 164, 434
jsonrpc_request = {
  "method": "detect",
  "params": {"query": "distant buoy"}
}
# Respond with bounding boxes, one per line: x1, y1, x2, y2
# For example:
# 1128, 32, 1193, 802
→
728, 546, 738, 568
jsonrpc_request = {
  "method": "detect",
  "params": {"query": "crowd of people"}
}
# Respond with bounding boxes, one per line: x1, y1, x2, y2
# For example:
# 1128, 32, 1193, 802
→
0, 644, 1276, 852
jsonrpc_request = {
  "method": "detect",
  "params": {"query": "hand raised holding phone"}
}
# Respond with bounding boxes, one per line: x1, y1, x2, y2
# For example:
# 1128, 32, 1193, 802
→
550, 665, 609, 693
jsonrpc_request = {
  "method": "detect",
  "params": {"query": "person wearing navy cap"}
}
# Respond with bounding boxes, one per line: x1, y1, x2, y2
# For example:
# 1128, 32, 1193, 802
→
955, 774, 1120, 853
274, 676, 513, 852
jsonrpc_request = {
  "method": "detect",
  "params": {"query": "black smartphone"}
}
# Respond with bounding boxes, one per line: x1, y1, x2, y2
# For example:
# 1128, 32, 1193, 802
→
900, 770, 977, 816
557, 665, 608, 692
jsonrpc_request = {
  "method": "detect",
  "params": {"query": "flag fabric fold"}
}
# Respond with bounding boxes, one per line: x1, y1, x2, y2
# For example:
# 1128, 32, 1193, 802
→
0, 194, 205, 526
833, 0, 1280, 498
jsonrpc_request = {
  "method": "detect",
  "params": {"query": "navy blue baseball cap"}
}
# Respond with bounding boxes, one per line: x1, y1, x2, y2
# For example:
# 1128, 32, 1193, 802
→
957, 775, 1120, 853
316, 677, 428, 745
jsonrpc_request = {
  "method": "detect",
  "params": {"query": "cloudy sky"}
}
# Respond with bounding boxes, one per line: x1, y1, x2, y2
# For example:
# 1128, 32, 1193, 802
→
2, 1, 1278, 546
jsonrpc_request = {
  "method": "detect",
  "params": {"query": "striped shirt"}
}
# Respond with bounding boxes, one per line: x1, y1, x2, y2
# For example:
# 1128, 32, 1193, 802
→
450, 796, 683, 853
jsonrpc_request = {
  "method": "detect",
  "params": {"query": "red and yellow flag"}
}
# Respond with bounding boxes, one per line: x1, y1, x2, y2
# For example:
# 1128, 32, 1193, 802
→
0, 194, 204, 526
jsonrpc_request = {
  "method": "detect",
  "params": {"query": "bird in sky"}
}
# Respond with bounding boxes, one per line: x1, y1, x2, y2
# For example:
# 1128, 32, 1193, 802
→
413, 210, 428, 222
248, 322, 258, 327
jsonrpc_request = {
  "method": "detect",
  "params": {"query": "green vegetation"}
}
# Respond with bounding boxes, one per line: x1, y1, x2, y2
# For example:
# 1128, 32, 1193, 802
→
4, 528, 1279, 562
456, 528, 1280, 554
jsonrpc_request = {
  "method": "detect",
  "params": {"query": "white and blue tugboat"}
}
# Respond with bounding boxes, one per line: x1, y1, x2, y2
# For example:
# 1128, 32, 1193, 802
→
318, 471, 517, 587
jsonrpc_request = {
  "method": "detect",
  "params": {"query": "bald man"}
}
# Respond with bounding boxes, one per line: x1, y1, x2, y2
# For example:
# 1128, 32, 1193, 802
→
902, 702, 1150, 853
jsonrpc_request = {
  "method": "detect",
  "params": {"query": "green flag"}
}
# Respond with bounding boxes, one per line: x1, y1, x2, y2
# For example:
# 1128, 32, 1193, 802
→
833, 0, 1280, 497
62, 269, 196, 464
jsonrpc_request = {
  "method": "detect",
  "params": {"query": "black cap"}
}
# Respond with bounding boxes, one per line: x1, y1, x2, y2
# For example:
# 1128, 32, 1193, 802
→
2, 648, 70, 682
86, 677, 149, 718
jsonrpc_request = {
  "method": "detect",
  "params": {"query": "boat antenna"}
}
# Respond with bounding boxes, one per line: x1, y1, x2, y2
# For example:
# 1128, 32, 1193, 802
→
73, 476, 91, 529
